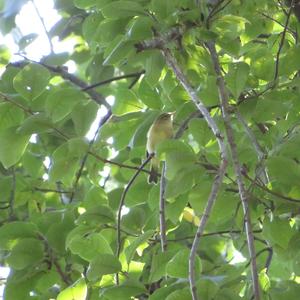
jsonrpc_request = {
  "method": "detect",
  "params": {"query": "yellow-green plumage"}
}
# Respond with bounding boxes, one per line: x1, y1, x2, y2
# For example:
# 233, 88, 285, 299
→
146, 113, 174, 184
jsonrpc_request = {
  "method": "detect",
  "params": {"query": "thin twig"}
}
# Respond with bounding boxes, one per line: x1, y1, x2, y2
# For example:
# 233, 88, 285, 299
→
278, 0, 289, 16
236, 111, 269, 185
246, 247, 272, 269
174, 105, 220, 139
206, 41, 260, 300
243, 172, 300, 203
82, 71, 145, 91
274, 1, 294, 81
167, 229, 263, 242
260, 12, 296, 36
206, 0, 232, 28
0, 92, 33, 114
88, 151, 151, 174
159, 162, 167, 252
37, 233, 72, 285
69, 110, 112, 202
52, 259, 72, 286
34, 187, 71, 194
161, 48, 227, 300
31, 0, 54, 53
115, 154, 154, 284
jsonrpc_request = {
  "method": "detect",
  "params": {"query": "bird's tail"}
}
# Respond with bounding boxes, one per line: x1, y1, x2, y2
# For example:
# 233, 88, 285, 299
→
148, 157, 159, 184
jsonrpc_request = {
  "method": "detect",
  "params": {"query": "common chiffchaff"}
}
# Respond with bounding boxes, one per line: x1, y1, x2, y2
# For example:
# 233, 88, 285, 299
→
146, 112, 174, 184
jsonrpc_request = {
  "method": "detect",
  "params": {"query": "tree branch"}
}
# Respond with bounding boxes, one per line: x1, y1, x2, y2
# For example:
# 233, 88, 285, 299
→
274, 0, 294, 81
135, 27, 183, 52
161, 48, 228, 300
159, 161, 167, 252
38, 233, 72, 286
0, 91, 33, 114
236, 111, 269, 185
243, 172, 300, 203
88, 151, 151, 174
260, 12, 296, 36
206, 41, 260, 300
115, 153, 154, 284
167, 229, 263, 242
82, 71, 145, 91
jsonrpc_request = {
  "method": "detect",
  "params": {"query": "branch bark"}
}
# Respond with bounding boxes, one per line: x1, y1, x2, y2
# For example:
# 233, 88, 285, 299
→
115, 154, 154, 284
82, 71, 145, 91
159, 162, 167, 252
206, 41, 260, 300
236, 111, 269, 185
161, 48, 227, 300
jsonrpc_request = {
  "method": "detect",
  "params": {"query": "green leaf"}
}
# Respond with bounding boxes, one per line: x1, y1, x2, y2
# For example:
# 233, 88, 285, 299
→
188, 118, 214, 147
149, 283, 187, 300
266, 156, 300, 187
66, 227, 112, 261
13, 63, 50, 101
101, 279, 147, 298
259, 268, 271, 292
156, 140, 197, 180
76, 205, 115, 226
166, 194, 188, 224
125, 230, 155, 263
0, 127, 30, 168
166, 248, 201, 278
138, 78, 162, 109
0, 102, 24, 130
103, 36, 135, 65
100, 1, 145, 19
126, 181, 151, 207
71, 101, 98, 136
7, 238, 44, 270
82, 12, 104, 42
45, 88, 86, 122
17, 113, 53, 134
57, 278, 87, 300
126, 17, 154, 41
145, 51, 165, 87
112, 88, 143, 116
95, 19, 128, 44
0, 221, 38, 250
83, 186, 108, 207
18, 33, 38, 50
166, 288, 192, 300
198, 75, 219, 106
73, 0, 97, 9
149, 248, 180, 282
263, 218, 294, 249
226, 62, 249, 99
166, 166, 202, 198
87, 254, 122, 281
49, 139, 88, 185
151, 0, 176, 21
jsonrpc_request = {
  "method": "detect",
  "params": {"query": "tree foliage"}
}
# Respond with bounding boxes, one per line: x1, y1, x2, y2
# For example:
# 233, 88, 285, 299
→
0, 0, 300, 299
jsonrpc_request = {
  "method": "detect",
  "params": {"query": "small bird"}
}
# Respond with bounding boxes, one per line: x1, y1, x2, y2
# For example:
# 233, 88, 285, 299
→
146, 112, 174, 184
